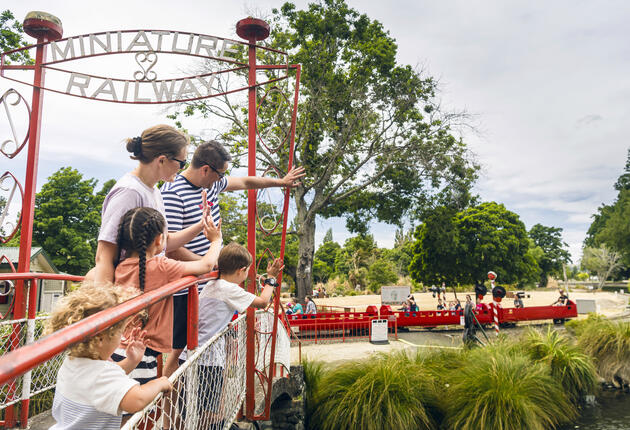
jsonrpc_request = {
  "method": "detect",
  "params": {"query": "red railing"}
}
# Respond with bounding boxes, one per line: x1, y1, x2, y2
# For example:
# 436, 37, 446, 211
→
0, 272, 207, 429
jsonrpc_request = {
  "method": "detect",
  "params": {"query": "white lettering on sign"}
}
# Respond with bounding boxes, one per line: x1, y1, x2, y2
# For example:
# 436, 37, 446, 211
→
50, 38, 76, 61
66, 73, 90, 96
47, 30, 242, 63
61, 74, 217, 103
89, 33, 112, 54
91, 79, 118, 101
127, 31, 154, 52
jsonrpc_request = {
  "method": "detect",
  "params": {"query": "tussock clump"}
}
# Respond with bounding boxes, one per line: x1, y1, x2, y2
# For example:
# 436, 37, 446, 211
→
522, 327, 598, 402
444, 345, 576, 430
310, 353, 439, 430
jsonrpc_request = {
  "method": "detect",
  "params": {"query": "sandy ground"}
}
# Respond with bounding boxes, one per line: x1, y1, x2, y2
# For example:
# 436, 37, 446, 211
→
290, 289, 630, 365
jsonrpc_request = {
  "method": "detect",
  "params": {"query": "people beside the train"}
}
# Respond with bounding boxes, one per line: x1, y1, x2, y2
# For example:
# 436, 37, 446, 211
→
440, 282, 447, 300
430, 285, 438, 298
305, 295, 317, 314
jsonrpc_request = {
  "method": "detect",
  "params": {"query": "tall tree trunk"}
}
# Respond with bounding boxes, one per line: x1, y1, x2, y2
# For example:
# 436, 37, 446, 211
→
296, 217, 315, 303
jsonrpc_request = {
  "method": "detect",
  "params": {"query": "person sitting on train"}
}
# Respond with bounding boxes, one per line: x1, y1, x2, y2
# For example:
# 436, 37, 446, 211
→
305, 295, 317, 314
453, 299, 462, 311
437, 299, 445, 311
552, 289, 569, 306
514, 294, 524, 308
398, 301, 409, 312
290, 297, 304, 314
407, 295, 419, 312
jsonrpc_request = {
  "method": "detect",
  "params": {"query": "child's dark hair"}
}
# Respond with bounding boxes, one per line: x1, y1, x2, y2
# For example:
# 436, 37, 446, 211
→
218, 242, 252, 275
117, 207, 166, 291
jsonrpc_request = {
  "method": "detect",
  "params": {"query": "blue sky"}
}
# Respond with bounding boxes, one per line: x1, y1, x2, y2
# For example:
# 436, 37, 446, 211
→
2, 0, 628, 262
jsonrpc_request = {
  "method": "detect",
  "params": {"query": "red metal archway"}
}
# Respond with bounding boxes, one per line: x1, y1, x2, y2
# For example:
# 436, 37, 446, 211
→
0, 11, 300, 427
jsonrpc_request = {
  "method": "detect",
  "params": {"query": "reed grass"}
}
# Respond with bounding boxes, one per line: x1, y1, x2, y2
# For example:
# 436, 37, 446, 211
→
310, 353, 439, 430
577, 319, 630, 384
444, 344, 576, 430
522, 327, 597, 402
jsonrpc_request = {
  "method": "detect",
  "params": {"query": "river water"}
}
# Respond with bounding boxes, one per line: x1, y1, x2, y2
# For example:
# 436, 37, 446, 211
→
561, 391, 630, 429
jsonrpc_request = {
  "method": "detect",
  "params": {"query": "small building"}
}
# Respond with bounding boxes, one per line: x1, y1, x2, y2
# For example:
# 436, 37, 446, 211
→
0, 247, 66, 315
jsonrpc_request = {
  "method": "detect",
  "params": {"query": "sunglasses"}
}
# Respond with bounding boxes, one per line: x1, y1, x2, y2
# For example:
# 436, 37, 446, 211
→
208, 164, 226, 179
170, 157, 187, 169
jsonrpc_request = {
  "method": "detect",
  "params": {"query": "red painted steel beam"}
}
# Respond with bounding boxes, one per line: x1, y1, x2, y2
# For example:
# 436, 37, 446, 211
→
0, 273, 84, 282
0, 275, 207, 386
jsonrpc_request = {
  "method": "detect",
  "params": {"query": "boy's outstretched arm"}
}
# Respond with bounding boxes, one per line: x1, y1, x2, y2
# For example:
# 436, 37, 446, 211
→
119, 376, 172, 413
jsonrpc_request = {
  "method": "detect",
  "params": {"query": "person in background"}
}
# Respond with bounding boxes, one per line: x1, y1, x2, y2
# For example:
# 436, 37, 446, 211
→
514, 293, 524, 308
437, 298, 445, 311
440, 282, 447, 300
552, 289, 569, 306
290, 298, 304, 314
454, 299, 462, 311
407, 295, 419, 311
305, 295, 317, 314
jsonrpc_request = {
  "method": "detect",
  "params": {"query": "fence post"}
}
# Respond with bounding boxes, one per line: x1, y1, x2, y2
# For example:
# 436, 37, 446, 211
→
184, 284, 200, 430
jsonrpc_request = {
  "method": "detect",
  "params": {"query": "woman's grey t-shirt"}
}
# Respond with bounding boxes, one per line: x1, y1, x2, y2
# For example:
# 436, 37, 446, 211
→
98, 173, 166, 244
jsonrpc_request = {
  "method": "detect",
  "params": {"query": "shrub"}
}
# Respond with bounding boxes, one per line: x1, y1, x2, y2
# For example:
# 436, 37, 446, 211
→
577, 319, 630, 384
302, 359, 325, 429
310, 353, 439, 430
522, 327, 597, 402
444, 344, 576, 430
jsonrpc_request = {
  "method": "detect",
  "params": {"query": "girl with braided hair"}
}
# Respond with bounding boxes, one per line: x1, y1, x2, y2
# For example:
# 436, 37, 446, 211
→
110, 207, 222, 404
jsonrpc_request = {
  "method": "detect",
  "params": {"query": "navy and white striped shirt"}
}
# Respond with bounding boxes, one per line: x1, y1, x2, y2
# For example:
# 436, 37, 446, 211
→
161, 174, 227, 296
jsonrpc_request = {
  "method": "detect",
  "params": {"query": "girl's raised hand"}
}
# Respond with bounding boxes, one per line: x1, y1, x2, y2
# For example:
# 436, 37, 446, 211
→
203, 216, 222, 243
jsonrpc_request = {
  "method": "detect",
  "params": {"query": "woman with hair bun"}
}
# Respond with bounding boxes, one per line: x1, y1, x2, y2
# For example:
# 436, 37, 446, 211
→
93, 124, 208, 284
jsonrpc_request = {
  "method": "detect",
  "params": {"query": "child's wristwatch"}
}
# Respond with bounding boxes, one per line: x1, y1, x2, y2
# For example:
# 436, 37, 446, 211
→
263, 277, 278, 287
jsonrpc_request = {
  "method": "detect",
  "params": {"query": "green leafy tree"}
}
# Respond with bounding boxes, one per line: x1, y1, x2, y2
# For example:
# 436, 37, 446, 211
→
367, 258, 397, 292
528, 224, 571, 287
456, 202, 533, 285
174, 0, 477, 300
410, 202, 536, 286
584, 150, 630, 275
322, 228, 333, 243
313, 239, 341, 283
30, 168, 114, 275
0, 10, 32, 64
581, 245, 623, 289
408, 206, 460, 285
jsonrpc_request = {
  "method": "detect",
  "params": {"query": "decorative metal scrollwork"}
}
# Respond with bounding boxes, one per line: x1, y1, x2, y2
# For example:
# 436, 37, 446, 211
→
0, 171, 24, 244
133, 51, 158, 82
256, 86, 291, 153
0, 89, 31, 159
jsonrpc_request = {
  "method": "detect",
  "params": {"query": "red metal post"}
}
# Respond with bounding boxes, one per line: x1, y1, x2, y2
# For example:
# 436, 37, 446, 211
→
236, 16, 270, 419
245, 37, 258, 421
186, 284, 199, 351
14, 38, 47, 320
